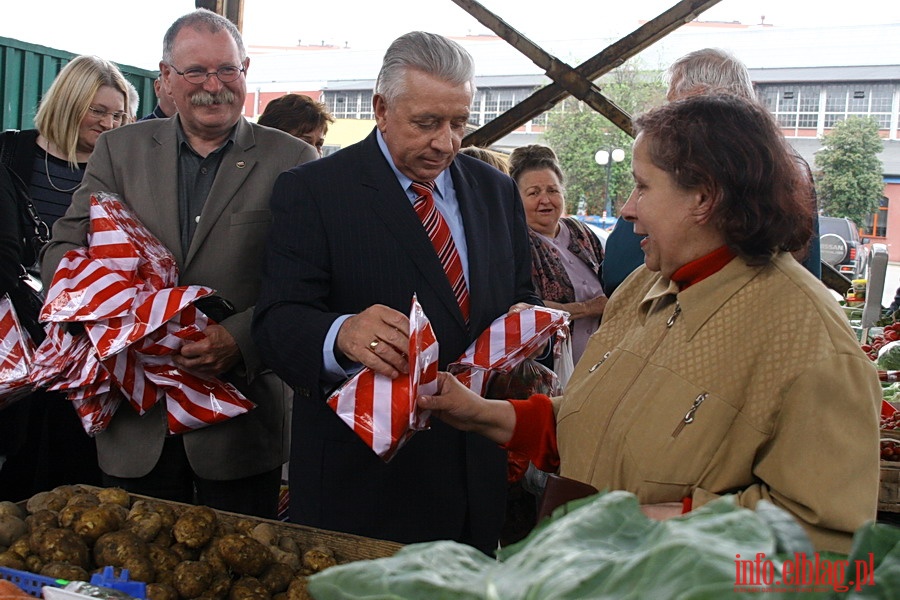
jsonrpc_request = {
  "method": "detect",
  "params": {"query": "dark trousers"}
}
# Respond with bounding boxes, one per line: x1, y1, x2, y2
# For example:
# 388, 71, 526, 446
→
101, 435, 281, 519
0, 390, 101, 501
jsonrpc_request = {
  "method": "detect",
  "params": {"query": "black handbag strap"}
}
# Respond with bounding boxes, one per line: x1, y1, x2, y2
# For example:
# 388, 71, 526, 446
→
1, 130, 50, 266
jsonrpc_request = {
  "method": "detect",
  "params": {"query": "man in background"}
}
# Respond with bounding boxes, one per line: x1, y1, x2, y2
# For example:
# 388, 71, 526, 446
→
139, 73, 178, 120
603, 48, 821, 296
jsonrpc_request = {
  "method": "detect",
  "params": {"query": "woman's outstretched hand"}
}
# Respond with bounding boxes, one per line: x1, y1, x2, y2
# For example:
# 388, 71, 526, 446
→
418, 372, 516, 444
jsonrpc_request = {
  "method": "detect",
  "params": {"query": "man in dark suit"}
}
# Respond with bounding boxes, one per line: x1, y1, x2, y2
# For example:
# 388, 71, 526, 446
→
253, 31, 539, 552
42, 9, 317, 517
139, 74, 177, 121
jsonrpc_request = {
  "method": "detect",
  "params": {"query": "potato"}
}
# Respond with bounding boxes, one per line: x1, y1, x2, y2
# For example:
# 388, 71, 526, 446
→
148, 543, 182, 573
26, 510, 59, 532
0, 501, 26, 520
27, 490, 67, 513
96, 487, 131, 508
41, 561, 90, 581
249, 524, 277, 548
228, 577, 268, 600
30, 528, 90, 569
172, 506, 217, 549
218, 534, 272, 576
65, 492, 101, 508
146, 582, 178, 600
93, 530, 147, 568
268, 547, 300, 572
170, 542, 200, 562
201, 574, 233, 600
258, 563, 293, 594
301, 546, 335, 573
232, 519, 256, 536
199, 539, 228, 574
8, 536, 31, 560
152, 528, 174, 548
121, 556, 155, 584
0, 514, 28, 547
24, 554, 43, 572
173, 560, 214, 599
58, 504, 93, 529
0, 550, 25, 570
126, 509, 163, 542
73, 505, 123, 543
154, 503, 178, 531
276, 537, 300, 556
98, 502, 129, 524
285, 576, 312, 600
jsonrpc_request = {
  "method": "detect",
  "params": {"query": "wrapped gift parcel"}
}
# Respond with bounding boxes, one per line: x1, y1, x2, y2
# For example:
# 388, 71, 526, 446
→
0, 294, 38, 409
326, 296, 438, 461
32, 192, 254, 435
449, 306, 570, 396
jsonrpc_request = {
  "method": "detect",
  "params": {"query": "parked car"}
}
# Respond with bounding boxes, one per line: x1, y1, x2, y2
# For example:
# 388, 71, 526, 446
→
819, 216, 869, 280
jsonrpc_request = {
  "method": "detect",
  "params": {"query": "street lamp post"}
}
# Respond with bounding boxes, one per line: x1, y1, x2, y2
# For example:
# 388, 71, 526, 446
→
594, 148, 626, 218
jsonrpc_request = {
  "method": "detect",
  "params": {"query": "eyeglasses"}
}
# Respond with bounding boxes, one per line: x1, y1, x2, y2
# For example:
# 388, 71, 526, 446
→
169, 64, 246, 85
87, 106, 127, 124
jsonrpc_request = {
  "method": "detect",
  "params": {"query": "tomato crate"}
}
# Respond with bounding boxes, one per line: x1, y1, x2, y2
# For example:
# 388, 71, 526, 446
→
0, 566, 66, 597
880, 460, 900, 512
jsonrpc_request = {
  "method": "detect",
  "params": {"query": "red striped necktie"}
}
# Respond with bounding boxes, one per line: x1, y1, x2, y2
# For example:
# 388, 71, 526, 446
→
411, 180, 470, 323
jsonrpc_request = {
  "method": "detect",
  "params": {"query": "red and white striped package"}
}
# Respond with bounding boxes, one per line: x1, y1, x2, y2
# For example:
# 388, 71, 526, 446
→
326, 295, 438, 461
87, 191, 177, 289
449, 306, 569, 396
33, 192, 253, 436
0, 295, 37, 409
72, 388, 123, 435
91, 306, 255, 433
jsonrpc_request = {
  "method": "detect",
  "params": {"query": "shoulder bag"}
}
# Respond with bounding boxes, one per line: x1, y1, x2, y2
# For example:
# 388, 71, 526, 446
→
1, 132, 50, 344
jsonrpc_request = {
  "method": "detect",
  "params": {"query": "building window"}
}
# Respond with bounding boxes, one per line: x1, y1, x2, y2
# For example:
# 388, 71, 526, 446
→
322, 91, 373, 119
823, 83, 892, 130
759, 84, 819, 134
864, 196, 889, 238
470, 87, 543, 127
758, 82, 896, 133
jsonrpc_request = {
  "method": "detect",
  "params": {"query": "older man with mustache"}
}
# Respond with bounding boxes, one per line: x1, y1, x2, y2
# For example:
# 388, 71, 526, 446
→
41, 8, 318, 518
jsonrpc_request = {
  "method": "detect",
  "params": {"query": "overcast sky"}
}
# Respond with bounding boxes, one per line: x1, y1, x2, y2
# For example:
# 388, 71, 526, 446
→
1, 0, 897, 70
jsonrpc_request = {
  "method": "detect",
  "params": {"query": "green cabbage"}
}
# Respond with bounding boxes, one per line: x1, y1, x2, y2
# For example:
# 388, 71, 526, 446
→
308, 492, 833, 599
878, 341, 900, 371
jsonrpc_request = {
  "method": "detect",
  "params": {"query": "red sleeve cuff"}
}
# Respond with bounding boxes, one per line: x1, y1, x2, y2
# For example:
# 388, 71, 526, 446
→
500, 393, 560, 473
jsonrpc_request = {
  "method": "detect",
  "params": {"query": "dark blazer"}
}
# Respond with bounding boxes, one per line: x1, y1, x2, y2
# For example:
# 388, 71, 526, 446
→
253, 129, 539, 551
41, 117, 318, 481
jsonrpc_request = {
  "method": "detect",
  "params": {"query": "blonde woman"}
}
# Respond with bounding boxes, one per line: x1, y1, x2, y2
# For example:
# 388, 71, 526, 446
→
0, 54, 129, 499
0, 54, 130, 227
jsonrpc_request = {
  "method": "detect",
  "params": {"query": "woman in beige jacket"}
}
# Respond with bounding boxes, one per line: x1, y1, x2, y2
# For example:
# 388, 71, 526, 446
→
420, 93, 881, 554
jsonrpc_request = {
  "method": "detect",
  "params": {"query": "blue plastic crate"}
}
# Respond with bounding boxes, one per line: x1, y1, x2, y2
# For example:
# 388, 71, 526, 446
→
0, 566, 67, 597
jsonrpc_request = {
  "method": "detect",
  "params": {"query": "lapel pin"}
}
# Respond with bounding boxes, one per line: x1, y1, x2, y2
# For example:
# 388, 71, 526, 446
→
236, 161, 246, 168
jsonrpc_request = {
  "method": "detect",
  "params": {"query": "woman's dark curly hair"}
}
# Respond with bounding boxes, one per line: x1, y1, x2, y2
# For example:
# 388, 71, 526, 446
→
634, 93, 813, 265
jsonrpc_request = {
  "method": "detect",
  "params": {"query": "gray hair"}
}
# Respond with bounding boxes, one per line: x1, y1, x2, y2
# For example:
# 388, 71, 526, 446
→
125, 80, 140, 118
666, 48, 756, 101
375, 31, 476, 104
162, 8, 246, 64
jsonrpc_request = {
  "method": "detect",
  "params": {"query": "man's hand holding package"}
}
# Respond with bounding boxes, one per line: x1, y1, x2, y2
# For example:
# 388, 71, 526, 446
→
174, 324, 241, 376
337, 304, 410, 379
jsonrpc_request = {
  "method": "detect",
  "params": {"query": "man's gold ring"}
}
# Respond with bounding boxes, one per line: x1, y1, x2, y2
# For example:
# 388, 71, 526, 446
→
368, 339, 380, 351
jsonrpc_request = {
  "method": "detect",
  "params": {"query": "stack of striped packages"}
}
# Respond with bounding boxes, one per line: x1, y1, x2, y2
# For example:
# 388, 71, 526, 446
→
29, 192, 254, 435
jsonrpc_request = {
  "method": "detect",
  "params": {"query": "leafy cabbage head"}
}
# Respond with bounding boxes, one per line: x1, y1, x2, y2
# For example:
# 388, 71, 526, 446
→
878, 341, 900, 370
